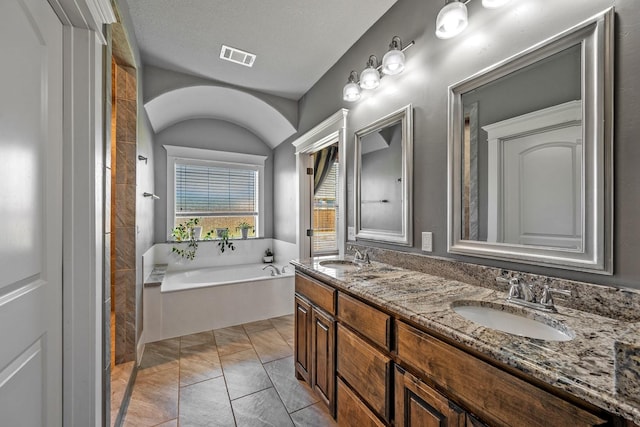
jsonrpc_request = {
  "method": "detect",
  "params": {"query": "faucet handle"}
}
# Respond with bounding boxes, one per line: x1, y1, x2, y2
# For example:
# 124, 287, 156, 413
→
540, 285, 572, 308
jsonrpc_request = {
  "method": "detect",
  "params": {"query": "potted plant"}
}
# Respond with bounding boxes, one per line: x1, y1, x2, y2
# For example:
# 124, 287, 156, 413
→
263, 248, 274, 263
215, 227, 228, 238
170, 218, 203, 260
236, 221, 254, 239
217, 228, 235, 253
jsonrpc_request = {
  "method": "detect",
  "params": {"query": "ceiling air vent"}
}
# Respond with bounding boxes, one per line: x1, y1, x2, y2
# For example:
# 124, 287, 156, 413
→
219, 45, 256, 67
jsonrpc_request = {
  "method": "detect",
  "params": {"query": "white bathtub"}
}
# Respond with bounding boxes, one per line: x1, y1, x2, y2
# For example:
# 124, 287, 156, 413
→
143, 263, 294, 342
162, 264, 292, 292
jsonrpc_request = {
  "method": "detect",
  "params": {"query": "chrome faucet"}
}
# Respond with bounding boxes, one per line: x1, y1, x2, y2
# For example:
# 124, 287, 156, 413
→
496, 276, 571, 313
262, 264, 281, 276
352, 247, 370, 264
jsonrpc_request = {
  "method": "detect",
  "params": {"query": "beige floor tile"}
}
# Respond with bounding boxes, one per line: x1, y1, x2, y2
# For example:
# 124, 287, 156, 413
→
180, 331, 215, 349
248, 328, 292, 364
290, 402, 337, 427
179, 376, 235, 427
214, 325, 253, 356
139, 338, 181, 373
264, 356, 318, 413
111, 361, 135, 426
242, 319, 274, 335
179, 343, 223, 387
123, 365, 179, 426
220, 348, 272, 400
232, 387, 294, 427
270, 315, 295, 346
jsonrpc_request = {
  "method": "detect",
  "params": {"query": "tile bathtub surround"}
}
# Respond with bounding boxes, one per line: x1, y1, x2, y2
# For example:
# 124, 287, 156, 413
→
347, 243, 640, 323
122, 315, 335, 427
292, 258, 640, 425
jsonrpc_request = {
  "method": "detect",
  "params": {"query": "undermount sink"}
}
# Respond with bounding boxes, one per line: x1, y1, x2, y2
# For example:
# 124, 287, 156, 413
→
318, 260, 360, 271
452, 300, 574, 342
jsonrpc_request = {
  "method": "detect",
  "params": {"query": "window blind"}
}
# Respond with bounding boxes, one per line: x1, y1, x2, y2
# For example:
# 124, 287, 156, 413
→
175, 163, 257, 217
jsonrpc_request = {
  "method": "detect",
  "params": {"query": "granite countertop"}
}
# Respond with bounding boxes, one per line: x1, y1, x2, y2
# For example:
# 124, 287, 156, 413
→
291, 257, 640, 425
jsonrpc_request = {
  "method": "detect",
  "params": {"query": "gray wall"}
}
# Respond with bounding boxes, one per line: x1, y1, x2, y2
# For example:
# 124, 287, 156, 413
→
274, 0, 640, 289
153, 118, 274, 242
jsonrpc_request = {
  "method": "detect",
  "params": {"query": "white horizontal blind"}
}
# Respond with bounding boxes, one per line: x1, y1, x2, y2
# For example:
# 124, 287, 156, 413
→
175, 163, 258, 217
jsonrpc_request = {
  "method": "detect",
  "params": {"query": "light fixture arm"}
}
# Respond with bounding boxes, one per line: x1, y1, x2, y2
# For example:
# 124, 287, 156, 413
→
347, 70, 359, 83
366, 55, 379, 69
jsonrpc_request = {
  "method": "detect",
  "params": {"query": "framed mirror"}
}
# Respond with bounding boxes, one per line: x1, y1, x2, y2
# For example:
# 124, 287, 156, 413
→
448, 9, 613, 274
355, 104, 413, 246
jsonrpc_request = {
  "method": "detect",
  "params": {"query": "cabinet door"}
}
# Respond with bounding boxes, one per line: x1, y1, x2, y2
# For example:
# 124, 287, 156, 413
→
311, 307, 336, 415
337, 378, 386, 427
294, 295, 312, 382
337, 324, 392, 422
395, 366, 466, 427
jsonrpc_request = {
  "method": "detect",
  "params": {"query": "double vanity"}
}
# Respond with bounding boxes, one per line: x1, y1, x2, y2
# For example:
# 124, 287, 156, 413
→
292, 255, 640, 426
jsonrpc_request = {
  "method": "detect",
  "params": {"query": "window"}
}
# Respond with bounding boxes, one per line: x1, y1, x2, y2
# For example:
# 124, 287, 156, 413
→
313, 161, 339, 254
165, 145, 266, 239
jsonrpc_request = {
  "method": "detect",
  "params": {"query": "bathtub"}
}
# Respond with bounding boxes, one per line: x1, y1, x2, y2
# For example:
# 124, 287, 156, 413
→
143, 263, 294, 342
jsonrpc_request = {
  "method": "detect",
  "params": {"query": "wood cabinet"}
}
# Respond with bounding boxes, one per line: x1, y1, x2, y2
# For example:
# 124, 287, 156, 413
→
311, 307, 335, 411
295, 273, 337, 415
395, 365, 466, 427
337, 377, 386, 427
396, 321, 607, 427
337, 292, 391, 350
336, 323, 392, 423
294, 295, 311, 382
294, 271, 616, 427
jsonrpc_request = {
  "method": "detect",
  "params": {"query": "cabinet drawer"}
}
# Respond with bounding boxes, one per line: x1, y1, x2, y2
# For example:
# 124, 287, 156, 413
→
396, 321, 607, 427
337, 292, 391, 350
337, 377, 385, 427
337, 323, 391, 422
295, 273, 336, 315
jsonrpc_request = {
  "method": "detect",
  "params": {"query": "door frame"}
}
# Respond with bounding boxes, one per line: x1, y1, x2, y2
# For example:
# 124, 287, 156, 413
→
49, 0, 116, 425
292, 109, 349, 260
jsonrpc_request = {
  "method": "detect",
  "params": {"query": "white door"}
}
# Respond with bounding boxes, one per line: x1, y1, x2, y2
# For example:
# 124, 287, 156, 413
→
0, 0, 63, 425
501, 125, 582, 249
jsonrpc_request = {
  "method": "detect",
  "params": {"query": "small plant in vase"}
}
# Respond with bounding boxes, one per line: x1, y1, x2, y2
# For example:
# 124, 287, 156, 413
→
217, 229, 236, 253
263, 248, 274, 263
236, 222, 254, 239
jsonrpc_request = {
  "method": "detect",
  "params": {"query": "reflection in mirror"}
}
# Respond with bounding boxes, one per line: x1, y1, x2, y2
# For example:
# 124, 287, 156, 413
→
461, 44, 582, 249
448, 9, 613, 273
360, 122, 402, 232
355, 104, 413, 246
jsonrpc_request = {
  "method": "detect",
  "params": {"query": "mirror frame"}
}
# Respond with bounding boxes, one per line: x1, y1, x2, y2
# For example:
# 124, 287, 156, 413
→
447, 9, 613, 274
355, 104, 413, 246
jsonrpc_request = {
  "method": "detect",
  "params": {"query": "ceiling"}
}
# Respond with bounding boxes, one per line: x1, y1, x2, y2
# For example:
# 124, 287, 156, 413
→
124, 0, 398, 100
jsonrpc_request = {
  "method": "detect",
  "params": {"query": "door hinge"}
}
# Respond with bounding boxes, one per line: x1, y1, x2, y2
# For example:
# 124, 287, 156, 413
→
306, 229, 314, 237
306, 168, 314, 175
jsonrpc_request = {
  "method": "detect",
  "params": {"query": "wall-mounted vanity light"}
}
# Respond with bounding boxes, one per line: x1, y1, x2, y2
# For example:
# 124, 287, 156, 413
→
382, 36, 406, 75
343, 71, 362, 102
360, 55, 381, 90
343, 36, 415, 102
435, 0, 511, 40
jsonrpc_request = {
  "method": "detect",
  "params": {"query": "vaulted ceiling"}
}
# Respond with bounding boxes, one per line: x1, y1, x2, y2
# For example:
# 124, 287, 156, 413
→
124, 0, 398, 100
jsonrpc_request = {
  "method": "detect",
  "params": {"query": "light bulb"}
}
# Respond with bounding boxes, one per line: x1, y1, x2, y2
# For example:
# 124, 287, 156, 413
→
435, 1, 468, 39
382, 49, 405, 75
360, 67, 380, 90
343, 81, 360, 102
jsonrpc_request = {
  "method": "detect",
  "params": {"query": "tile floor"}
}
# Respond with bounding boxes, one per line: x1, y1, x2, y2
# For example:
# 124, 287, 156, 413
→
121, 314, 337, 427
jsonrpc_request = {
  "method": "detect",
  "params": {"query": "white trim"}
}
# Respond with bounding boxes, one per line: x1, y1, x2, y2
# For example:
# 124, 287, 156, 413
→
292, 109, 348, 259
62, 26, 104, 426
164, 146, 267, 238
164, 145, 268, 166
293, 109, 348, 153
